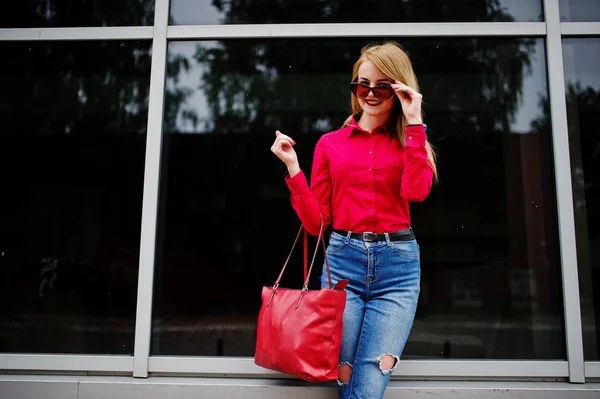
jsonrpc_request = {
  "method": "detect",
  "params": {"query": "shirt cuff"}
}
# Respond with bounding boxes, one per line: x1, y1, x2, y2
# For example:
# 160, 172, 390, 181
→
285, 170, 309, 196
405, 125, 427, 147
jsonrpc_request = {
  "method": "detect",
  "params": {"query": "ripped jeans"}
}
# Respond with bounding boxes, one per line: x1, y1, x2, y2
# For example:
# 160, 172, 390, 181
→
321, 231, 420, 399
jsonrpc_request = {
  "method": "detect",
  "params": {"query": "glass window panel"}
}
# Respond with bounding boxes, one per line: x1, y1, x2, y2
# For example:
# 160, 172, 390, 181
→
0, 1, 155, 28
563, 38, 600, 361
169, 0, 543, 25
559, 0, 600, 22
152, 37, 565, 359
0, 41, 151, 354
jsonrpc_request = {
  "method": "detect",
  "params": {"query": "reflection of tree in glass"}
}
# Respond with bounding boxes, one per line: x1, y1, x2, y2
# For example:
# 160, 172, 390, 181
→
0, 41, 152, 137
531, 83, 600, 199
2, 0, 154, 27
164, 52, 201, 133
566, 84, 600, 214
182, 0, 535, 137
0, 1, 166, 136
211, 0, 519, 24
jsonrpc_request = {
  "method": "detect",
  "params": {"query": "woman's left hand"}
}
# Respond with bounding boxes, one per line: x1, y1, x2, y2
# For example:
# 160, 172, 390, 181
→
392, 81, 423, 125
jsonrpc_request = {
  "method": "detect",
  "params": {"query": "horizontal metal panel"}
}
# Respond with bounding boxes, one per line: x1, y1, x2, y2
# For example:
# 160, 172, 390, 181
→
0, 375, 82, 399
167, 22, 546, 39
0, 27, 153, 41
0, 354, 133, 373
149, 357, 569, 378
78, 377, 600, 399
561, 22, 600, 36
586, 362, 600, 378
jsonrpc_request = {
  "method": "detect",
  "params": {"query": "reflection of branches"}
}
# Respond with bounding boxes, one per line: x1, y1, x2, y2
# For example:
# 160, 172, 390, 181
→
3, 0, 155, 27
532, 83, 600, 212
197, 39, 353, 134
210, 0, 517, 24
470, 38, 535, 131
183, 1, 533, 136
165, 53, 198, 133
1, 41, 152, 137
1, 4, 157, 138
567, 84, 600, 161
566, 83, 600, 192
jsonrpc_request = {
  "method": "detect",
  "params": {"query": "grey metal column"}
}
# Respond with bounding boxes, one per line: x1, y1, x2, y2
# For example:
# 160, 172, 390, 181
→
543, 0, 585, 384
132, 0, 170, 378
561, 19, 600, 380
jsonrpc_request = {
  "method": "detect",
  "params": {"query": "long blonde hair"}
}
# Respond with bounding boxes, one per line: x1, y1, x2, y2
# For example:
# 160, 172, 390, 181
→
344, 41, 438, 181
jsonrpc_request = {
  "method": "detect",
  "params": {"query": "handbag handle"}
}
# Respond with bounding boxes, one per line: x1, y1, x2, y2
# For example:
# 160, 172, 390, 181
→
272, 217, 332, 292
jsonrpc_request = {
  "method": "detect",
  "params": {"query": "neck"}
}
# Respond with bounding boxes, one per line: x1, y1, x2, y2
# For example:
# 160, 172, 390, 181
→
357, 113, 389, 133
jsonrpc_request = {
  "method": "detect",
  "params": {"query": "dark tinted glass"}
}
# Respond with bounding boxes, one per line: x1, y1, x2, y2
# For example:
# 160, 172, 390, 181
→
152, 37, 565, 359
0, 41, 151, 354
559, 0, 600, 22
563, 38, 600, 360
170, 0, 543, 25
0, 1, 155, 28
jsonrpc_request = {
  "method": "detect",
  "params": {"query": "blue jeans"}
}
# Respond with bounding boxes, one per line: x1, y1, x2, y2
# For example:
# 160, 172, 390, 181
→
321, 231, 420, 399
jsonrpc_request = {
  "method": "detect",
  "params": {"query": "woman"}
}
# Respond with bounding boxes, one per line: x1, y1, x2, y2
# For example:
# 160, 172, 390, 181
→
270, 41, 437, 399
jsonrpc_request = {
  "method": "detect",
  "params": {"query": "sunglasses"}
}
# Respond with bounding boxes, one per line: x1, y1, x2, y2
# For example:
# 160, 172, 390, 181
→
350, 81, 395, 101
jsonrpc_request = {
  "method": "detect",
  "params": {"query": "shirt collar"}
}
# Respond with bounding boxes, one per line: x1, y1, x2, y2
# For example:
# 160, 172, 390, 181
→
346, 115, 390, 136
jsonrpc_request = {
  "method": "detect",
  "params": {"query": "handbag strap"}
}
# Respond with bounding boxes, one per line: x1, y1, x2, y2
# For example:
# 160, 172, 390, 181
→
304, 229, 308, 282
273, 218, 332, 290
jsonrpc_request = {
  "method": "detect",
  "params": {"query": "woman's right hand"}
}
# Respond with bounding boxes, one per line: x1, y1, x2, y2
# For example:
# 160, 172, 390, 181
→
271, 130, 300, 176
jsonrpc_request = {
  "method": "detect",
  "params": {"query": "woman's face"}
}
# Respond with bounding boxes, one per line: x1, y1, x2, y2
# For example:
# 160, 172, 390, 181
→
356, 60, 396, 119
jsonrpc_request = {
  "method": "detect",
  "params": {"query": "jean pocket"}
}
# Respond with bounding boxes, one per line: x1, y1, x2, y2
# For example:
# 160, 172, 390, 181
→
326, 232, 346, 253
390, 240, 420, 259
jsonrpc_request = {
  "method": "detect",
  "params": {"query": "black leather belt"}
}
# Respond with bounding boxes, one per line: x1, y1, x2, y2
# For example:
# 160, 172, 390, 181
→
334, 228, 415, 242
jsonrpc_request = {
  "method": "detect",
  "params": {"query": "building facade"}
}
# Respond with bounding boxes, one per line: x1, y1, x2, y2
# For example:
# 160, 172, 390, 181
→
0, 0, 599, 397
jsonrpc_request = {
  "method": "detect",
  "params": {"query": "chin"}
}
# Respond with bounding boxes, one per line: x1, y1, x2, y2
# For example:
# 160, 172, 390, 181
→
362, 107, 392, 118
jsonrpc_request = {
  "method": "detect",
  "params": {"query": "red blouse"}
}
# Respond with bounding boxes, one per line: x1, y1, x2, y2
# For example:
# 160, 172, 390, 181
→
285, 119, 433, 236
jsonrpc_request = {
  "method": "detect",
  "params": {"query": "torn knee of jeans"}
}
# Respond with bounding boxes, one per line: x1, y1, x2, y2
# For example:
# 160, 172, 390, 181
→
337, 362, 352, 385
377, 354, 399, 375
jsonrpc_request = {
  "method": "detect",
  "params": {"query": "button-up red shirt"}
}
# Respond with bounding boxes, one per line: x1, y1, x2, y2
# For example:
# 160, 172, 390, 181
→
285, 119, 433, 236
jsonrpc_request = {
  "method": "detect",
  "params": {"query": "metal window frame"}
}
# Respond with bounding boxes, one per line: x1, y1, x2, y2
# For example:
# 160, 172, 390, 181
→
0, 27, 153, 40
560, 27, 600, 378
586, 363, 600, 378
132, 0, 170, 379
167, 22, 545, 39
0, 355, 132, 373
148, 357, 569, 379
0, 0, 595, 383
544, 0, 593, 384
561, 22, 600, 36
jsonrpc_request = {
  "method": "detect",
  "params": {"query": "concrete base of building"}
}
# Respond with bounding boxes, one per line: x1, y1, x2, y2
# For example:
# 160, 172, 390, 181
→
2, 375, 600, 398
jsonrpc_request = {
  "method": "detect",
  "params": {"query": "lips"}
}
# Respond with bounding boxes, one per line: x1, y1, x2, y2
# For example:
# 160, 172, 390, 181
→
365, 99, 382, 106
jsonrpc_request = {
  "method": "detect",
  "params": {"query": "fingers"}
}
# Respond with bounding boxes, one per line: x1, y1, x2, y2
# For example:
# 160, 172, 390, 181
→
275, 130, 296, 144
392, 81, 422, 100
271, 130, 296, 155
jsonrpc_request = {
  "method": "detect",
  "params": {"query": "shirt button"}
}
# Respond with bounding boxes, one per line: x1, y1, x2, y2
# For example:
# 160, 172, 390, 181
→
369, 151, 372, 155
368, 168, 372, 171
408, 136, 413, 140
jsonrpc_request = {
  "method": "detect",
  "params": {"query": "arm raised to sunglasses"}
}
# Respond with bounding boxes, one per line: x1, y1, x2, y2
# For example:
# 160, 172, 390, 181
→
389, 82, 434, 201
391, 81, 423, 125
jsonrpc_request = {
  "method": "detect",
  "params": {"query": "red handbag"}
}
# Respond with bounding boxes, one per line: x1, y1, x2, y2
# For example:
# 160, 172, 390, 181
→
254, 221, 349, 382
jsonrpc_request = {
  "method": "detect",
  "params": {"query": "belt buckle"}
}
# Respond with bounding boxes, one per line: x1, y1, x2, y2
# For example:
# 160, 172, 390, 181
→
362, 232, 376, 242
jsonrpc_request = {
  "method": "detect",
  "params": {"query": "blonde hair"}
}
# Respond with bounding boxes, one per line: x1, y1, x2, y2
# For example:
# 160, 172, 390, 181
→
344, 41, 438, 181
